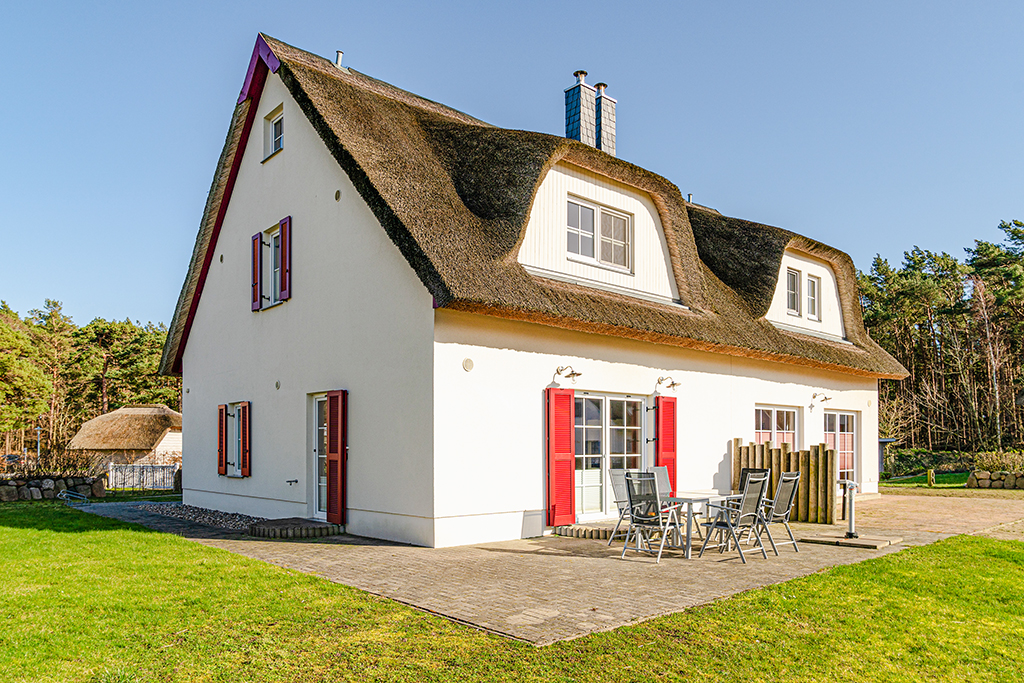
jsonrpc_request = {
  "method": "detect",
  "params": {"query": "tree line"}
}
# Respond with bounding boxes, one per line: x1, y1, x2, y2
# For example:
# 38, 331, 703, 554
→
0, 300, 180, 462
860, 220, 1024, 453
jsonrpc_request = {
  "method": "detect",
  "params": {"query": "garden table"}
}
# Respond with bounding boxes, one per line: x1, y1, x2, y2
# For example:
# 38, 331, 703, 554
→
664, 490, 736, 559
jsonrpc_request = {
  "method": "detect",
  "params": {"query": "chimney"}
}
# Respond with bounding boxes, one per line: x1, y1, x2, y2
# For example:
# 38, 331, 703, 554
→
595, 82, 616, 157
336, 51, 344, 68
565, 70, 597, 147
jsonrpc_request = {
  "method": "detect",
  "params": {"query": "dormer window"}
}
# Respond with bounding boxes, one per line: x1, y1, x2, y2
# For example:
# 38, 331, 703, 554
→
566, 198, 631, 271
786, 268, 800, 315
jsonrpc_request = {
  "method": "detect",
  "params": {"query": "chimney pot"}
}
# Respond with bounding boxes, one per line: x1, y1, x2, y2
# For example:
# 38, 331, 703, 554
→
336, 51, 344, 67
595, 82, 607, 94
573, 70, 588, 84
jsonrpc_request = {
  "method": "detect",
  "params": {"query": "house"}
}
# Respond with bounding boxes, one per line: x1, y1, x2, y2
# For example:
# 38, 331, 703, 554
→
159, 35, 907, 548
67, 404, 182, 471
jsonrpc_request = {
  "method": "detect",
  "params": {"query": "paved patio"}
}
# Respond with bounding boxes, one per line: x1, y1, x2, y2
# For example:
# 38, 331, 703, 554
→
83, 494, 1024, 645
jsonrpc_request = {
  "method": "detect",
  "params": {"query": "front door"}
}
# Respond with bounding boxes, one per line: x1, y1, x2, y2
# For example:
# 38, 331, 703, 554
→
313, 397, 328, 520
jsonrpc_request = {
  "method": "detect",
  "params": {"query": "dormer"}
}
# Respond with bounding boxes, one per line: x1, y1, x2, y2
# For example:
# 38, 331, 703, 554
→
766, 249, 846, 340
517, 161, 681, 305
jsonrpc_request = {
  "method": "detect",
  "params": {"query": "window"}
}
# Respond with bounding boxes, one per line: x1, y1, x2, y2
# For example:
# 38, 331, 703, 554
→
825, 412, 855, 483
567, 198, 631, 270
572, 394, 646, 515
263, 105, 284, 159
754, 407, 797, 447
786, 269, 800, 315
217, 401, 250, 478
806, 275, 820, 321
251, 217, 291, 311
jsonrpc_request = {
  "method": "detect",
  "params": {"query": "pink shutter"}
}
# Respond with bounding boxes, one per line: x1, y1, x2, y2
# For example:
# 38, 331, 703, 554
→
217, 404, 227, 475
239, 401, 251, 477
546, 387, 575, 526
326, 390, 348, 525
251, 233, 263, 311
656, 396, 677, 492
279, 216, 291, 300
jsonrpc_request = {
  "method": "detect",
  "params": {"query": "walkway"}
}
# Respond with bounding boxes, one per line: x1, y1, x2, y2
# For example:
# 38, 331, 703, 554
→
82, 494, 1024, 645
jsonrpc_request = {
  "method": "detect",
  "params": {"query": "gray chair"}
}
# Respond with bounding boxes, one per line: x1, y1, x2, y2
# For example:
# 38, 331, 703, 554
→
607, 469, 631, 546
758, 471, 801, 554
620, 472, 680, 563
648, 464, 702, 540
737, 467, 770, 492
699, 473, 770, 564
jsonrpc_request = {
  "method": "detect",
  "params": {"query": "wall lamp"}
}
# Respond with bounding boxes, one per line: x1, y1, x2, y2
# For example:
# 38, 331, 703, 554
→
812, 392, 832, 402
556, 365, 582, 383
657, 376, 680, 390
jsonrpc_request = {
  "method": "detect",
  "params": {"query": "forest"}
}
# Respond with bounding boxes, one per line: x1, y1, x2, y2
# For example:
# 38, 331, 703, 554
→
1, 221, 1022, 469
0, 300, 180, 466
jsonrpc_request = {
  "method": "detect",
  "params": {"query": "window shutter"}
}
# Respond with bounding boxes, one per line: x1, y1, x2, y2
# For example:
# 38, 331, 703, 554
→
239, 401, 251, 477
656, 396, 677, 492
546, 387, 575, 526
326, 389, 348, 525
217, 404, 227, 475
279, 216, 291, 301
251, 233, 263, 311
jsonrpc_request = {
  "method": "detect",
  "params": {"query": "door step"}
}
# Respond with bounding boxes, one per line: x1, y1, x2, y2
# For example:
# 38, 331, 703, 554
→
247, 517, 344, 539
553, 525, 614, 540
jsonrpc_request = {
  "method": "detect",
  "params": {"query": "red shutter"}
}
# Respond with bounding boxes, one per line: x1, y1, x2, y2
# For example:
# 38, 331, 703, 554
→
217, 404, 227, 475
251, 233, 263, 311
279, 216, 291, 301
238, 401, 251, 477
546, 387, 575, 527
656, 396, 677, 493
326, 389, 348, 525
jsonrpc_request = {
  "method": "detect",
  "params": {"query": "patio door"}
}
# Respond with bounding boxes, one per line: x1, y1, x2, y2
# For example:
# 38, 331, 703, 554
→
825, 412, 855, 483
574, 395, 646, 519
313, 397, 329, 520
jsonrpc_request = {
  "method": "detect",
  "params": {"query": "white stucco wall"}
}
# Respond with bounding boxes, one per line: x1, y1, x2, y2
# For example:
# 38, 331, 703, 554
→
155, 430, 182, 456
766, 250, 846, 339
432, 309, 878, 546
517, 162, 680, 304
181, 72, 437, 546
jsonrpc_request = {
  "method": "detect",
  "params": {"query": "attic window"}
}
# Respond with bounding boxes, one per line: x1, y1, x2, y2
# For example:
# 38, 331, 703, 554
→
567, 198, 631, 271
786, 269, 800, 315
263, 105, 284, 160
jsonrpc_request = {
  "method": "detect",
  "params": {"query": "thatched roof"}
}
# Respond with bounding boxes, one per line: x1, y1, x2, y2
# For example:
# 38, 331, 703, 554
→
67, 405, 182, 451
160, 34, 907, 380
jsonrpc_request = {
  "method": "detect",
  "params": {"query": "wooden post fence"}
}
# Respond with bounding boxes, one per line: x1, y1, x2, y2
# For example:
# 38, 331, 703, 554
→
731, 438, 837, 524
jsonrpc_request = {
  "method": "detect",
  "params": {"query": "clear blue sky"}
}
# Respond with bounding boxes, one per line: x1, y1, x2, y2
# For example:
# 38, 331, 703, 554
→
4, 1, 1022, 326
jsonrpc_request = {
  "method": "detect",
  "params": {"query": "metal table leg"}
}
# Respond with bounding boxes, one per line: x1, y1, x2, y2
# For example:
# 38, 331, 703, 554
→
685, 501, 694, 559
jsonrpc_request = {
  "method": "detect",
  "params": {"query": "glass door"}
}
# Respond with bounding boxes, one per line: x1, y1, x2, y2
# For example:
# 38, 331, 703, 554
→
574, 397, 604, 515
825, 412, 856, 483
314, 397, 328, 519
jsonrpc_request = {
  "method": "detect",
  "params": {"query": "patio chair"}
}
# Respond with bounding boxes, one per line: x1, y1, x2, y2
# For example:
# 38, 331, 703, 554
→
757, 471, 801, 554
698, 472, 770, 564
737, 467, 770, 493
648, 465, 702, 540
607, 469, 631, 546
620, 472, 680, 563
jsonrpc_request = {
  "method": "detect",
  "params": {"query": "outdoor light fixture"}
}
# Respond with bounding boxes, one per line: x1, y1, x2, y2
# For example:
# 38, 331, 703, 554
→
812, 392, 832, 402
657, 376, 680, 389
556, 365, 582, 383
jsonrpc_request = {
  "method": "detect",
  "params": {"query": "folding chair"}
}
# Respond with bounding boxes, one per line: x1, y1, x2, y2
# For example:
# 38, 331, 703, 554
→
699, 473, 770, 564
620, 472, 680, 563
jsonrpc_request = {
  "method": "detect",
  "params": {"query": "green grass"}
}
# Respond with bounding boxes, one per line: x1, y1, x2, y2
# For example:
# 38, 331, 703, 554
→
2, 503, 1023, 682
99, 491, 182, 504
881, 472, 970, 488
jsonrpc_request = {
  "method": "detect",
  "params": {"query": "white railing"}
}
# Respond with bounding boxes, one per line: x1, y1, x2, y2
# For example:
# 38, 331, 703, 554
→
107, 464, 179, 491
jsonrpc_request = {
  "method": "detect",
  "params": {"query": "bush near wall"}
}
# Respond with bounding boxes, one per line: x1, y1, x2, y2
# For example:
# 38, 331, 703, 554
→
0, 476, 105, 502
886, 449, 1024, 477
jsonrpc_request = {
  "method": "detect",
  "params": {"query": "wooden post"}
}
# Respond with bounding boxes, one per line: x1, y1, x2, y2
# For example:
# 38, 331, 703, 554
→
799, 449, 811, 522
808, 445, 820, 523
732, 438, 742, 491
826, 447, 838, 524
771, 447, 782, 493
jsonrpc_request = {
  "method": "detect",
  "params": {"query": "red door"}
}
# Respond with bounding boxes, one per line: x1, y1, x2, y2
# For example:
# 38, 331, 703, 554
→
326, 390, 348, 525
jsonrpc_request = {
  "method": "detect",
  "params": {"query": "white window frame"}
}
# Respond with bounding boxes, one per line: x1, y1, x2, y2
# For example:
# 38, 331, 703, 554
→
262, 225, 283, 306
263, 104, 284, 160
806, 274, 821, 321
786, 269, 801, 316
566, 196, 634, 273
825, 411, 857, 484
226, 402, 244, 478
573, 391, 648, 521
754, 405, 800, 449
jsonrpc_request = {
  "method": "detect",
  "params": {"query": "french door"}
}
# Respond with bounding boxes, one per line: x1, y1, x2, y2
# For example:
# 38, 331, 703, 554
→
824, 412, 856, 483
573, 395, 645, 518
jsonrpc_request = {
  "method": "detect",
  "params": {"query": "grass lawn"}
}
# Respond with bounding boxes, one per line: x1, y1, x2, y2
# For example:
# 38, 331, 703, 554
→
880, 472, 970, 488
100, 491, 183, 504
2, 503, 1023, 682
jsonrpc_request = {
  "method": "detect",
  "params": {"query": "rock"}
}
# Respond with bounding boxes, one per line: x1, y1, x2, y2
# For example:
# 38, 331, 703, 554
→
1006, 475, 1017, 489
41, 479, 54, 490
28, 480, 41, 488
1017, 478, 1024, 490
53, 479, 67, 493
0, 486, 17, 503
17, 487, 30, 501
42, 490, 55, 500
29, 488, 42, 500
977, 471, 991, 480
75, 484, 92, 497
991, 480, 1004, 489
967, 473, 978, 488
91, 479, 106, 499
979, 479, 991, 488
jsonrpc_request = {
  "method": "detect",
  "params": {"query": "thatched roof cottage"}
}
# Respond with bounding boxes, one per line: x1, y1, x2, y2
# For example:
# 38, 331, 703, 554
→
160, 35, 905, 547
68, 405, 182, 469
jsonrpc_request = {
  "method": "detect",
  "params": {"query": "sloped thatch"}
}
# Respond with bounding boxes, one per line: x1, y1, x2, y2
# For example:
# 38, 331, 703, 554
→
160, 34, 907, 380
67, 405, 182, 452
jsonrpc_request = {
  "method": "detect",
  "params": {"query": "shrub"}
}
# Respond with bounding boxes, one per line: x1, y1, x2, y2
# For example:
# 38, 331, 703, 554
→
974, 451, 1024, 472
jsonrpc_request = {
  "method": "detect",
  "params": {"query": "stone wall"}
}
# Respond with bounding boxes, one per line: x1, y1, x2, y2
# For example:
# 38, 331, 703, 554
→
967, 470, 1024, 489
0, 476, 106, 502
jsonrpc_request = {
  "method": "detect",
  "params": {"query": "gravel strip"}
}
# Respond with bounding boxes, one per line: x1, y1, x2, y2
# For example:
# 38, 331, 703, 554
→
135, 503, 266, 531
